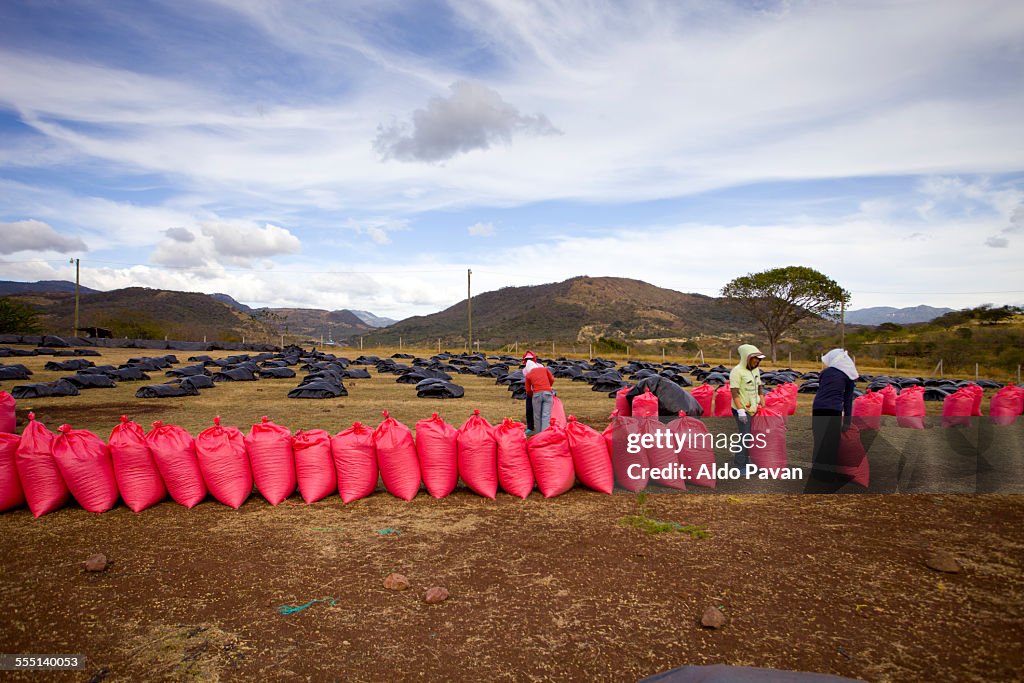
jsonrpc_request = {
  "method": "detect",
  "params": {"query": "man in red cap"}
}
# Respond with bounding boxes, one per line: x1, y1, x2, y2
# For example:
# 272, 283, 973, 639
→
523, 351, 555, 434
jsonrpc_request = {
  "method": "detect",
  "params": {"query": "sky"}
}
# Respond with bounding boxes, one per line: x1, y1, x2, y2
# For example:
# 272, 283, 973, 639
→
0, 0, 1022, 319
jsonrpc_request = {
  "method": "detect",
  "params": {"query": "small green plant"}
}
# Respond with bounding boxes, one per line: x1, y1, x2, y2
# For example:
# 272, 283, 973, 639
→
618, 492, 710, 539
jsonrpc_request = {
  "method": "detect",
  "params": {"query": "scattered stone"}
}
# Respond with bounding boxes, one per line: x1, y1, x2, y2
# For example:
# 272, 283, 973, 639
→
924, 550, 962, 574
424, 586, 449, 604
84, 553, 108, 572
383, 573, 410, 591
700, 606, 726, 628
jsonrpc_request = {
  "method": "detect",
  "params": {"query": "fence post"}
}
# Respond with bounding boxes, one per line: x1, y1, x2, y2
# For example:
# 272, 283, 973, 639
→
589, 343, 593, 359
662, 347, 665, 362
975, 363, 979, 380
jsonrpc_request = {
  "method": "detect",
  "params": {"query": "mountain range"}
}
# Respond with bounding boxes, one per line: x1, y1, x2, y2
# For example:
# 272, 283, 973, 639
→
843, 305, 954, 325
1, 278, 957, 345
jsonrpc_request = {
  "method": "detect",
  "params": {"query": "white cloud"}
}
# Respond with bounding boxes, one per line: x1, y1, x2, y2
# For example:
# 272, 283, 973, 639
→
468, 222, 495, 237
373, 80, 561, 163
0, 219, 87, 254
342, 217, 409, 245
164, 227, 195, 243
200, 222, 301, 259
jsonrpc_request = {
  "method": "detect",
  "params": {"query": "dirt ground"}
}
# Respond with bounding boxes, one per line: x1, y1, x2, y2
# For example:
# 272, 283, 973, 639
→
2, 347, 1023, 681
1, 492, 1022, 682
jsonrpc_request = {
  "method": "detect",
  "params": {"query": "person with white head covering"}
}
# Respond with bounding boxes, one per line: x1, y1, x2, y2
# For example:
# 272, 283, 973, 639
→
808, 348, 861, 489
522, 351, 540, 434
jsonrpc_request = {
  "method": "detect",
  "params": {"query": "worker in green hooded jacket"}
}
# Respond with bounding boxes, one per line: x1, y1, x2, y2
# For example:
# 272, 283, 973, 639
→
729, 343, 766, 467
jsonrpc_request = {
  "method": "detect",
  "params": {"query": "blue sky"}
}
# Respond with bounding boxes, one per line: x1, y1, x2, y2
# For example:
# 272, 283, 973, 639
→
1, 0, 1022, 318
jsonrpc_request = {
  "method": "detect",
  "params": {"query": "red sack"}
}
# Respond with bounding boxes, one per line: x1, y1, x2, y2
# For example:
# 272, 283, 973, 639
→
770, 385, 802, 417
415, 413, 458, 499
16, 413, 68, 517
146, 421, 206, 508
749, 407, 787, 470
0, 391, 14, 433
966, 384, 984, 417
494, 418, 533, 499
245, 416, 296, 505
895, 386, 925, 430
852, 391, 883, 431
0, 432, 25, 511
637, 416, 686, 491
941, 390, 974, 428
551, 396, 567, 428
332, 422, 378, 503
614, 386, 632, 417
668, 411, 716, 489
690, 384, 714, 418
565, 416, 614, 494
879, 384, 898, 416
602, 411, 643, 491
632, 387, 659, 417
764, 390, 788, 415
373, 411, 420, 501
779, 383, 798, 416
293, 429, 336, 504
603, 413, 647, 492
527, 418, 574, 498
195, 417, 252, 509
108, 416, 166, 513
457, 409, 498, 499
836, 424, 870, 488
53, 424, 119, 513
713, 384, 733, 417
990, 386, 1024, 426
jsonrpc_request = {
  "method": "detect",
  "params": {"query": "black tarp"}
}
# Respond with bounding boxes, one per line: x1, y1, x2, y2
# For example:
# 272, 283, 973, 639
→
397, 368, 450, 384
0, 365, 33, 380
341, 368, 372, 379
415, 378, 465, 398
288, 380, 348, 399
44, 359, 96, 371
64, 374, 117, 389
258, 367, 296, 379
12, 380, 80, 398
166, 364, 210, 377
626, 376, 704, 417
212, 368, 257, 382
168, 375, 215, 390
136, 383, 200, 398
109, 367, 151, 381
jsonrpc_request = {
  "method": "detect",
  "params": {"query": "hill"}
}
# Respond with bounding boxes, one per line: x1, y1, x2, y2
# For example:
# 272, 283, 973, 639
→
8, 287, 276, 342
0, 279, 100, 296
257, 307, 375, 341
350, 309, 398, 328
846, 305, 953, 325
364, 276, 792, 347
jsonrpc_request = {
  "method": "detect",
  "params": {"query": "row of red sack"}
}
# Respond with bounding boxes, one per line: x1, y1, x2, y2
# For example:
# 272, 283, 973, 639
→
0, 409, 630, 517
851, 384, 1023, 429
616, 384, 800, 418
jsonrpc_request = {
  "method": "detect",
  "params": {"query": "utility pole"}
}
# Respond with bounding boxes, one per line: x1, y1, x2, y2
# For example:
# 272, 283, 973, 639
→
840, 299, 846, 348
69, 258, 80, 337
467, 268, 473, 353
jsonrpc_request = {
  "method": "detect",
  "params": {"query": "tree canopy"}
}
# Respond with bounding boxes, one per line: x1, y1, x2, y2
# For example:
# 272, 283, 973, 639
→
0, 297, 42, 335
721, 266, 850, 362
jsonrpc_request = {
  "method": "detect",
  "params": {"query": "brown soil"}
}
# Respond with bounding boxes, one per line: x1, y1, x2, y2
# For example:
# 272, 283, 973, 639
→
1, 492, 1022, 682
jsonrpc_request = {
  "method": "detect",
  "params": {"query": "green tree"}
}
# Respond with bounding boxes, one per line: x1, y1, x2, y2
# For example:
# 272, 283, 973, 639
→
0, 297, 42, 334
721, 266, 850, 362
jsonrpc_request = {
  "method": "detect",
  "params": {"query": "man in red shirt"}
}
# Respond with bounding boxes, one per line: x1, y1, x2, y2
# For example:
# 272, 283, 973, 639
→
523, 351, 555, 433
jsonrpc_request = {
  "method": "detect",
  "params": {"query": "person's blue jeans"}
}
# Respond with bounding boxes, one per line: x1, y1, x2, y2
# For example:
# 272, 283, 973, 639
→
732, 408, 752, 468
533, 391, 553, 432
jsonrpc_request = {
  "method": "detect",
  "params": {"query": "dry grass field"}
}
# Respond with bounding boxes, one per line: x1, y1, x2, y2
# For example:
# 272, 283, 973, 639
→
1, 345, 1022, 682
